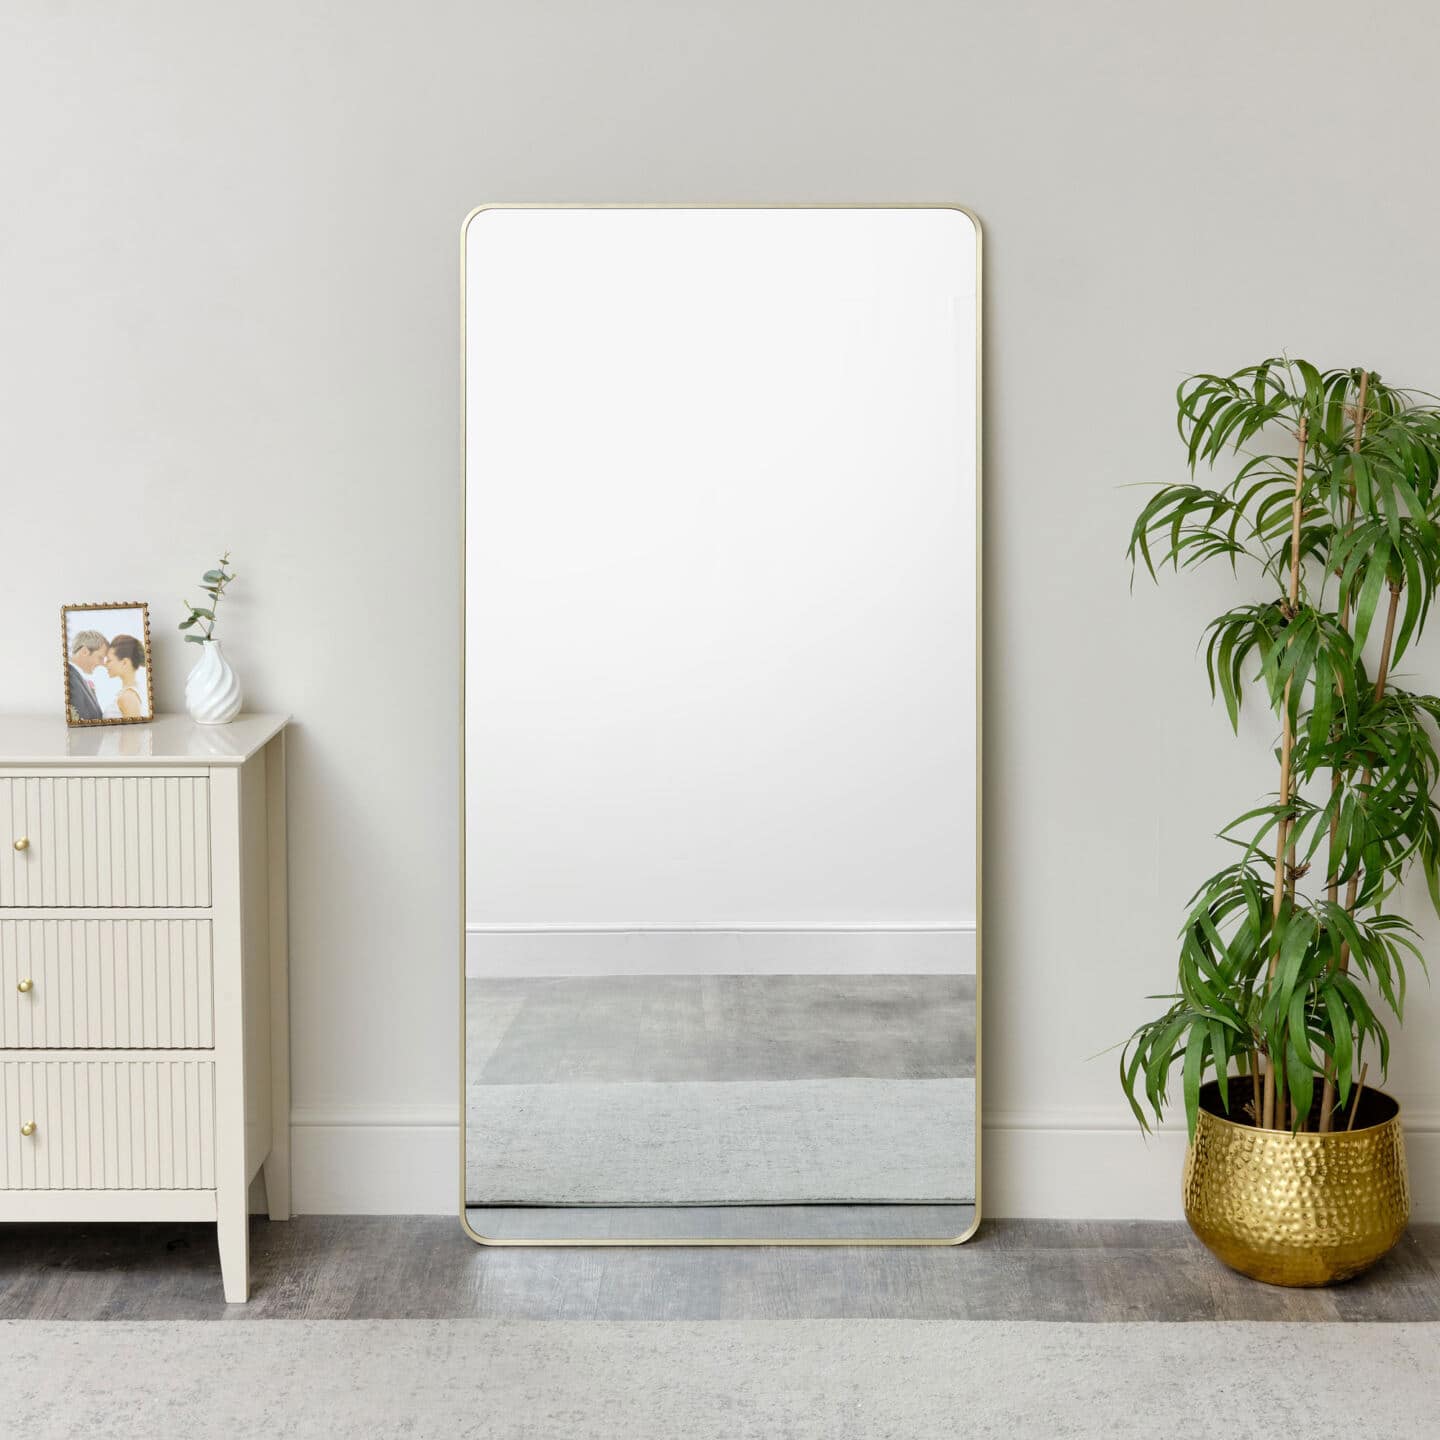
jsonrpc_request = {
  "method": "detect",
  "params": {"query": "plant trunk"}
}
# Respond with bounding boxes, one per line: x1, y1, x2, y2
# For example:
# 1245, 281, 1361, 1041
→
1263, 416, 1309, 1130
1318, 371, 1370, 1133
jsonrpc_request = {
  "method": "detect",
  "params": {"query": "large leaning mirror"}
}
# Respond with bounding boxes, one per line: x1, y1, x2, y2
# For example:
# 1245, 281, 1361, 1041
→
462, 205, 980, 1244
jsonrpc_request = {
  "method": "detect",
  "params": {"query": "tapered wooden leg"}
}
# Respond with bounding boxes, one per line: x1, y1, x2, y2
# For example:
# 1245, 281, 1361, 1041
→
210, 766, 251, 1302
217, 1192, 249, 1303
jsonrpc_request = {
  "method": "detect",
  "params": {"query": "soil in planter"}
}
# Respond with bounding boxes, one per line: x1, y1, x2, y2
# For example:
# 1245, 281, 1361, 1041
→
1197, 1076, 1399, 1133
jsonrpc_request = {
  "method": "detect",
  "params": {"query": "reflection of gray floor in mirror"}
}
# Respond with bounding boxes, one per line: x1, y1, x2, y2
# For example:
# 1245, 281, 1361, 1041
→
468, 974, 977, 1083
465, 975, 977, 1216
467, 1203, 976, 1241
466, 1078, 975, 1205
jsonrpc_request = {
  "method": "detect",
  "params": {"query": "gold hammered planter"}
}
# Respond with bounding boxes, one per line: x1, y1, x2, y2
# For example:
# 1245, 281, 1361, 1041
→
1182, 1078, 1409, 1286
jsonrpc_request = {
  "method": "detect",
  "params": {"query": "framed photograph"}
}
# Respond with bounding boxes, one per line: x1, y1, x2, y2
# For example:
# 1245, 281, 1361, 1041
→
61, 603, 155, 727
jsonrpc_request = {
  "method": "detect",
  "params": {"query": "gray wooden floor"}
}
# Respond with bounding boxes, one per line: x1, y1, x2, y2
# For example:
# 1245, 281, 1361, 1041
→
2, 1217, 1436, 1321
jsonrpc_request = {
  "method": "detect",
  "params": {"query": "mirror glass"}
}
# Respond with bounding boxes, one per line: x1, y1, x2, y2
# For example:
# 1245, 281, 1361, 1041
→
464, 206, 978, 1242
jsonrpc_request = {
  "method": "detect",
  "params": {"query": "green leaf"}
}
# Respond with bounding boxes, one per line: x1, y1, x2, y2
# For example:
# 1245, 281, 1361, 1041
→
1121, 1041, 1153, 1132
1182, 1026, 1207, 1141
1352, 544, 1390, 653
1322, 987, 1353, 1108
1209, 1020, 1232, 1116
1286, 1033, 1315, 1131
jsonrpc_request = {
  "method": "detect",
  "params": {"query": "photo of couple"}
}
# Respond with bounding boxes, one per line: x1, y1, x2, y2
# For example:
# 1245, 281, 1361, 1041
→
63, 603, 154, 726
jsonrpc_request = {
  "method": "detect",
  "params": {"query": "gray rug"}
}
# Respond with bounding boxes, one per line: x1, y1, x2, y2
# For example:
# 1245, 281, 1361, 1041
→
466, 1078, 975, 1205
4, 1320, 1436, 1438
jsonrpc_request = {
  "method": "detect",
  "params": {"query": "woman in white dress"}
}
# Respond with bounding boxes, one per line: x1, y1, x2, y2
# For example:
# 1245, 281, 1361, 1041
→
103, 635, 149, 719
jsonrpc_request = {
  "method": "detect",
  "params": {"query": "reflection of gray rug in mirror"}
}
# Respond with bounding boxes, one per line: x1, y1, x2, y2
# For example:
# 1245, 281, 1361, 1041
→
465, 1078, 974, 1206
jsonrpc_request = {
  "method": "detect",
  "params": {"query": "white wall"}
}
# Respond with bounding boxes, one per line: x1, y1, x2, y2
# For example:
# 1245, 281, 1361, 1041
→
4, 0, 1439, 1218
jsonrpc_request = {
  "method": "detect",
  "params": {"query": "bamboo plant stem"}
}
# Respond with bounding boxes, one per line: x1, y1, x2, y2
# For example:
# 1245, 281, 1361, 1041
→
1318, 581, 1403, 1132
1318, 375, 1370, 1132
1337, 592, 1401, 921
1325, 768, 1344, 909
1263, 415, 1309, 1130
1323, 372, 1369, 906
1345, 1062, 1370, 1131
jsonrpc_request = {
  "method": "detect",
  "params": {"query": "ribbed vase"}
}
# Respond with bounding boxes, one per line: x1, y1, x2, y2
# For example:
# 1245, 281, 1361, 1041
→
184, 640, 243, 725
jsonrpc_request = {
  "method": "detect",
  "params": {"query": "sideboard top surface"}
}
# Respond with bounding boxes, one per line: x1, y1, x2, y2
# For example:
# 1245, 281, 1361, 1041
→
0, 714, 289, 767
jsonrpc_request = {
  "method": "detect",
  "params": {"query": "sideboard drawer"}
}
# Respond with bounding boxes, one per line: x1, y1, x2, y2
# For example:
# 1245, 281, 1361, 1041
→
0, 919, 214, 1049
0, 1056, 215, 1190
0, 775, 211, 908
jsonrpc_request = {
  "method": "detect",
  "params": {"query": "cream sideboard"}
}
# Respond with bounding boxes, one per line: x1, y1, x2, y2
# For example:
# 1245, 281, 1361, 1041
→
0, 714, 290, 1303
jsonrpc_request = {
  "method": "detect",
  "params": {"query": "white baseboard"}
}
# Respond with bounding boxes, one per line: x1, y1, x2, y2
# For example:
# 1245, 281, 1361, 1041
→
464, 924, 977, 978
290, 1105, 1440, 1221
291, 1106, 459, 1216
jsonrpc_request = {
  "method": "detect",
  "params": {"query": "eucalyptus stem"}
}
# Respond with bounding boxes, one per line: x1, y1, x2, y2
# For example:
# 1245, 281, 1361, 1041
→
180, 552, 236, 647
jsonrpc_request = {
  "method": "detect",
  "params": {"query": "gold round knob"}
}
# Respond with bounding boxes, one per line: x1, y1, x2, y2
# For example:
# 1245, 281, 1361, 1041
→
20, 1121, 36, 1138
16, 978, 33, 994
13, 837, 29, 852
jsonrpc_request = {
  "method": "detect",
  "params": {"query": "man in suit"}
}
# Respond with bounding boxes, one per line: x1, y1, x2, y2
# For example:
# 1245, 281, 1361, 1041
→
67, 628, 108, 722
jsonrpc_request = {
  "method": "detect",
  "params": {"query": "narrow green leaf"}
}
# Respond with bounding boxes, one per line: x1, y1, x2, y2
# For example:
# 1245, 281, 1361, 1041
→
1183, 1026, 1207, 1141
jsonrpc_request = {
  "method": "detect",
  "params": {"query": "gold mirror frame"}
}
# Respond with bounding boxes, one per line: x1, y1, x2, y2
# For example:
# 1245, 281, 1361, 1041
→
459, 203, 982, 1246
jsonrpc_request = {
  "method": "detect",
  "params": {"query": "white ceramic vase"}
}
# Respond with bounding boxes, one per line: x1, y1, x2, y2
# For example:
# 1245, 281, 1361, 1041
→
185, 640, 242, 725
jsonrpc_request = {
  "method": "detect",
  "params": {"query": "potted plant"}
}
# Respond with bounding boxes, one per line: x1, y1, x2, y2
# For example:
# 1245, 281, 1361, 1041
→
1123, 359, 1440, 1285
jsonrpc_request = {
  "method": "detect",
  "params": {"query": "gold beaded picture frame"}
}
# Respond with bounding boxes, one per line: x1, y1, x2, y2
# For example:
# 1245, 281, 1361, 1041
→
60, 602, 155, 727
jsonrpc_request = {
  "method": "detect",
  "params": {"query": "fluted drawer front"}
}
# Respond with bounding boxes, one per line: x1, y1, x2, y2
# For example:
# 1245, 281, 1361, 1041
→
0, 1057, 215, 1190
0, 775, 211, 908
0, 920, 214, 1049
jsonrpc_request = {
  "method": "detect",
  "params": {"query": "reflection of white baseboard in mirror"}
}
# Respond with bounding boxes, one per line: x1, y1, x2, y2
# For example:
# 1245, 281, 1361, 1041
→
465, 924, 977, 978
